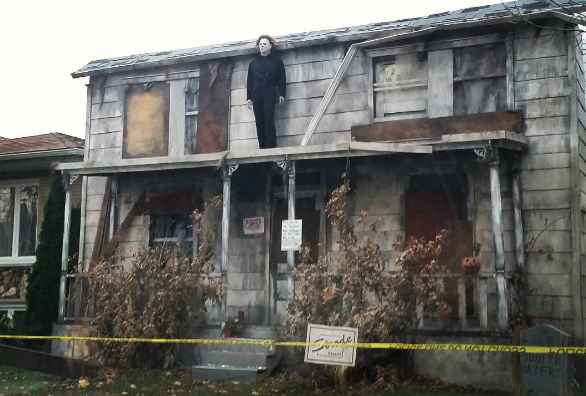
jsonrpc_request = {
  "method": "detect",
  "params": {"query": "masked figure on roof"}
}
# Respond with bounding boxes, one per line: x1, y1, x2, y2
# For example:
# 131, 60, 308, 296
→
247, 35, 286, 149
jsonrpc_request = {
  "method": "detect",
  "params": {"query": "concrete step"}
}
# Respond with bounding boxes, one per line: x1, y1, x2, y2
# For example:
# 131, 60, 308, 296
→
200, 350, 267, 368
199, 338, 275, 356
192, 365, 261, 383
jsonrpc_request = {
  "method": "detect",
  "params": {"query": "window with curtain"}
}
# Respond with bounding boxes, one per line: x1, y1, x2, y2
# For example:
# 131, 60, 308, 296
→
0, 183, 38, 262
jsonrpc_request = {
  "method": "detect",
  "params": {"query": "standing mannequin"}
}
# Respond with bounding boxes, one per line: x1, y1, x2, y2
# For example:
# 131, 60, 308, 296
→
247, 35, 286, 149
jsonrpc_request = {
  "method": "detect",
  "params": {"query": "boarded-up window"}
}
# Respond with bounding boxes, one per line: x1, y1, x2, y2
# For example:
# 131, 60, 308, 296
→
374, 52, 428, 121
453, 43, 507, 115
184, 78, 199, 155
123, 83, 170, 159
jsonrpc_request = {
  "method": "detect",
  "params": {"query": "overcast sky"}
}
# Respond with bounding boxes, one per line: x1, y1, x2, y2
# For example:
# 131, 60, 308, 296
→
0, 0, 498, 139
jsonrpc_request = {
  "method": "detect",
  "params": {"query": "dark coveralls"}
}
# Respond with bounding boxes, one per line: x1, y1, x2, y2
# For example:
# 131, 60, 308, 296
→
247, 52, 286, 149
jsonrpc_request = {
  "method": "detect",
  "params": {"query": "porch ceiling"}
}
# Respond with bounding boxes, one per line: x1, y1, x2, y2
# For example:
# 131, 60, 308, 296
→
56, 134, 525, 176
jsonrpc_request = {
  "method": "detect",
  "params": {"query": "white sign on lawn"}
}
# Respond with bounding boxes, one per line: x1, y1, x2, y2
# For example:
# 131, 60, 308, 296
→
281, 219, 302, 251
304, 324, 358, 367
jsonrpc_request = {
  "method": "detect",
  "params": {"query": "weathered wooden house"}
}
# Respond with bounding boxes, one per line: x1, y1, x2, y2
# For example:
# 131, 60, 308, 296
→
56, 0, 586, 389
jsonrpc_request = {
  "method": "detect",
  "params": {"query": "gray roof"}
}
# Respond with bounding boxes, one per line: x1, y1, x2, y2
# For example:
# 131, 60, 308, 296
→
73, 0, 586, 78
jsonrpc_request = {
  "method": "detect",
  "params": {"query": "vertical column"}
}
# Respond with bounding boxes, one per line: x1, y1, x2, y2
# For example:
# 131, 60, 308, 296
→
287, 161, 296, 298
221, 165, 237, 327
511, 157, 525, 270
108, 175, 118, 241
489, 149, 509, 334
58, 172, 74, 322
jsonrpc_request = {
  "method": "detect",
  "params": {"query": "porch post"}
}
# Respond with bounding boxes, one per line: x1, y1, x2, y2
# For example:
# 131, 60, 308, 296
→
287, 161, 296, 298
489, 150, 509, 333
221, 165, 237, 326
511, 157, 525, 270
107, 175, 118, 241
58, 172, 74, 322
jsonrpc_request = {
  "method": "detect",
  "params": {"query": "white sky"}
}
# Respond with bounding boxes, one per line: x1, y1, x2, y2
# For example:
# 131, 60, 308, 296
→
0, 0, 498, 139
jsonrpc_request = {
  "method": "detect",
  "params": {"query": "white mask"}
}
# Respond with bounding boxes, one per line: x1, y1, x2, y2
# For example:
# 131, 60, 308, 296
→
258, 38, 272, 56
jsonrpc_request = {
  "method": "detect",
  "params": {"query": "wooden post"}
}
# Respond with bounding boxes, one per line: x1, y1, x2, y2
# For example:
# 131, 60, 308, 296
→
489, 150, 509, 334
511, 158, 525, 269
287, 161, 296, 298
58, 173, 74, 322
107, 175, 118, 241
221, 165, 237, 326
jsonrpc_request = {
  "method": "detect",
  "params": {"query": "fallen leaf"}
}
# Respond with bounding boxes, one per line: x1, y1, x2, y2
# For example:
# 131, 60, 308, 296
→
252, 391, 260, 396
78, 379, 90, 390
122, 392, 128, 395
130, 384, 137, 389
174, 381, 182, 386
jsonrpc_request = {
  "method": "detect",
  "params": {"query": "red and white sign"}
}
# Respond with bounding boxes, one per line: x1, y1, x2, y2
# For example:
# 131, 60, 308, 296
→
243, 217, 264, 235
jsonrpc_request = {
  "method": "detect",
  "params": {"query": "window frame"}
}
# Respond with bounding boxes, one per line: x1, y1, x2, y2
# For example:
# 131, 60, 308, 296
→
365, 33, 514, 124
119, 70, 200, 159
0, 179, 39, 267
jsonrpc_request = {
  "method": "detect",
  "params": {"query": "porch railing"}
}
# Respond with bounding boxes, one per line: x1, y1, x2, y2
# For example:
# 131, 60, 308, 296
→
416, 273, 496, 333
63, 273, 94, 322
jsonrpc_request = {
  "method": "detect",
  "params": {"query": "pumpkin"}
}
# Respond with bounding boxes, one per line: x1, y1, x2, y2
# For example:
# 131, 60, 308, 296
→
461, 256, 481, 274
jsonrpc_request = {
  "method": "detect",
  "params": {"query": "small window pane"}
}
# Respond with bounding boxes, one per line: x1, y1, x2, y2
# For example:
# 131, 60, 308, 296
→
186, 79, 199, 112
18, 185, 38, 256
454, 77, 507, 115
185, 115, 197, 155
0, 188, 15, 257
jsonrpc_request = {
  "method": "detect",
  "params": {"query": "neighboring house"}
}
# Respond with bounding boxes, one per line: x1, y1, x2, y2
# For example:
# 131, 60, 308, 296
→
0, 133, 84, 319
57, 0, 586, 390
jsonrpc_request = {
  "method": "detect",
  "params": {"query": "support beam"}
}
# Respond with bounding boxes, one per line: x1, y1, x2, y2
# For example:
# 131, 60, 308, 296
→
287, 161, 296, 298
511, 158, 525, 270
58, 173, 75, 322
489, 150, 509, 334
221, 165, 237, 327
107, 175, 118, 241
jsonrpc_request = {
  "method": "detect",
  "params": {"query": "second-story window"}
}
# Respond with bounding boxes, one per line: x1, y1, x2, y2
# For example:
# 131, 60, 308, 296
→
373, 52, 428, 121
122, 82, 170, 159
453, 43, 507, 115
184, 78, 199, 155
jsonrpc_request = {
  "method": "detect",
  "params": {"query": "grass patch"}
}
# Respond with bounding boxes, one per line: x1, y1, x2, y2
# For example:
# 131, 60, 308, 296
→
0, 365, 509, 396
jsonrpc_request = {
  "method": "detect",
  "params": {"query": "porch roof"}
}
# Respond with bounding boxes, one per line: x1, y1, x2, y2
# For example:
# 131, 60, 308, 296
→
56, 132, 525, 176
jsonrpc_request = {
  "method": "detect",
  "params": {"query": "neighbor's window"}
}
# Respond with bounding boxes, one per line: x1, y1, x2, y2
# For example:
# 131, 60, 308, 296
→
122, 82, 170, 159
453, 43, 507, 115
373, 52, 428, 121
0, 183, 38, 262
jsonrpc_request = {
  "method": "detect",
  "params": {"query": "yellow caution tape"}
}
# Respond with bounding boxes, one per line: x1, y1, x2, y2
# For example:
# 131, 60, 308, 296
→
0, 334, 584, 354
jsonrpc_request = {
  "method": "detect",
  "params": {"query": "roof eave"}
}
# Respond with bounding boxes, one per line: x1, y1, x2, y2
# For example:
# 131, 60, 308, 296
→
0, 148, 84, 161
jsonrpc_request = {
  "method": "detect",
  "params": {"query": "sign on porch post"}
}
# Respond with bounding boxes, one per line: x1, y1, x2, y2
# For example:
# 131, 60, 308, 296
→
243, 217, 264, 235
281, 219, 302, 251
305, 324, 358, 367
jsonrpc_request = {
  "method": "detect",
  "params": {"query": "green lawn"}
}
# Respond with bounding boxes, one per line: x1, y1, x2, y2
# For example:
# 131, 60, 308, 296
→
0, 365, 509, 396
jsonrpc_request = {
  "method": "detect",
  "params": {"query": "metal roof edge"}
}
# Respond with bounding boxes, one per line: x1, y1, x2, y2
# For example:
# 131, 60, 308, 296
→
0, 148, 85, 161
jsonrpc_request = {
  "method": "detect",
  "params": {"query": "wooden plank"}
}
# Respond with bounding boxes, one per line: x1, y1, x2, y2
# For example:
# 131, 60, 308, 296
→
349, 141, 432, 154
457, 277, 467, 329
101, 191, 147, 259
526, 135, 570, 155
89, 132, 122, 150
168, 79, 187, 156
90, 178, 112, 263
478, 278, 488, 331
352, 111, 523, 142
514, 33, 567, 61
514, 56, 568, 82
506, 40, 514, 110
92, 85, 123, 104
514, 77, 571, 101
384, 100, 427, 115
90, 116, 123, 135
90, 102, 122, 120
524, 117, 570, 137
512, 161, 525, 269
58, 179, 72, 321
519, 168, 571, 191
516, 97, 570, 118
520, 153, 571, 170
428, 49, 454, 118
196, 59, 233, 154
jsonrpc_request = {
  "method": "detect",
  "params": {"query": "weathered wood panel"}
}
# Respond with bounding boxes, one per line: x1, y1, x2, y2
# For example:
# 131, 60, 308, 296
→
520, 189, 572, 210
92, 86, 123, 104
514, 33, 568, 61
427, 49, 453, 118
89, 132, 122, 150
524, 117, 570, 137
527, 274, 572, 296
520, 169, 571, 191
514, 56, 568, 81
515, 97, 570, 118
196, 59, 233, 154
90, 117, 123, 135
521, 153, 571, 170
352, 111, 523, 142
515, 77, 571, 101
526, 135, 570, 155
88, 147, 122, 161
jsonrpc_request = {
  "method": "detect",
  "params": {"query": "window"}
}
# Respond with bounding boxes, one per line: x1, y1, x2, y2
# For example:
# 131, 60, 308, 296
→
149, 214, 194, 258
453, 43, 507, 115
373, 52, 428, 121
0, 182, 38, 263
184, 78, 199, 155
122, 82, 170, 159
